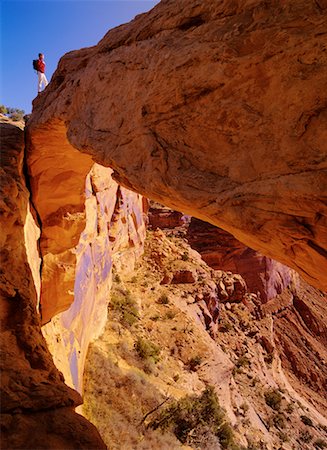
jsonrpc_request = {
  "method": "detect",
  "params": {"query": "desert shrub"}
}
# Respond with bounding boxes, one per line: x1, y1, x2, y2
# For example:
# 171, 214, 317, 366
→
165, 310, 176, 320
113, 272, 121, 283
157, 293, 169, 304
149, 385, 236, 449
240, 402, 249, 414
264, 389, 282, 411
1, 105, 25, 120
135, 337, 161, 363
150, 314, 160, 321
300, 430, 313, 443
235, 355, 250, 369
278, 431, 288, 442
315, 439, 327, 449
188, 355, 202, 371
273, 413, 285, 429
219, 321, 233, 333
181, 251, 189, 261
110, 288, 139, 327
264, 353, 273, 365
285, 403, 294, 414
301, 415, 313, 427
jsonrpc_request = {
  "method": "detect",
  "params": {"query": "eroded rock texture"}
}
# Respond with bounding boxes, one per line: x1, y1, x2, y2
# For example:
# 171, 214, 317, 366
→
28, 0, 327, 290
0, 117, 106, 449
42, 164, 146, 393
187, 218, 293, 302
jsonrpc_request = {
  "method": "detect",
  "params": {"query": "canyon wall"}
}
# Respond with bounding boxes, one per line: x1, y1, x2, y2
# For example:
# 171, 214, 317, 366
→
186, 218, 293, 302
28, 0, 327, 290
0, 117, 106, 449
42, 164, 146, 393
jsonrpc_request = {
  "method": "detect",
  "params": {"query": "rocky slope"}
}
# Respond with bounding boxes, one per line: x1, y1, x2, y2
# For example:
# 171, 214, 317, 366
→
83, 228, 327, 450
27, 0, 327, 290
0, 116, 106, 449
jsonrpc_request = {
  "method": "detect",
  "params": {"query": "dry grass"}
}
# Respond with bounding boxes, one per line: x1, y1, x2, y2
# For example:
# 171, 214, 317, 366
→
83, 347, 181, 449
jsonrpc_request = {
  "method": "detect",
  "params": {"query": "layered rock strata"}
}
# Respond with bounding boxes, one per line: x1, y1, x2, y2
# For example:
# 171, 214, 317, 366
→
28, 0, 327, 290
0, 117, 106, 449
187, 218, 293, 302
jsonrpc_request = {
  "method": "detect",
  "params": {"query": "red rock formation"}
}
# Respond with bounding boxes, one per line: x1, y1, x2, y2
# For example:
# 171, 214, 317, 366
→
27, 0, 327, 291
0, 117, 106, 449
187, 218, 293, 302
148, 201, 187, 229
273, 280, 327, 413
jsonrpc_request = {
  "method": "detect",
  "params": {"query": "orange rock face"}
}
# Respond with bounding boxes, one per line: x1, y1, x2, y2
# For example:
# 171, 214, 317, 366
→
28, 0, 327, 291
0, 117, 106, 449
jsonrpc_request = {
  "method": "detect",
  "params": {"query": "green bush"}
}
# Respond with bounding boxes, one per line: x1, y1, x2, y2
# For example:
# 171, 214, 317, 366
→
285, 403, 294, 414
264, 389, 282, 411
1, 105, 25, 120
135, 337, 161, 363
110, 288, 139, 327
149, 385, 236, 449
219, 321, 233, 333
165, 310, 176, 320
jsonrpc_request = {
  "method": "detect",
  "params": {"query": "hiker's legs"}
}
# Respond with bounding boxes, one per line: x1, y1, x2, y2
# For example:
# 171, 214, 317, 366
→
43, 73, 48, 88
37, 72, 48, 93
37, 72, 42, 92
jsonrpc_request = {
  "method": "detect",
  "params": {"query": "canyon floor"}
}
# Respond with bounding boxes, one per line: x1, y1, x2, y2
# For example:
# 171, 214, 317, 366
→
83, 228, 327, 450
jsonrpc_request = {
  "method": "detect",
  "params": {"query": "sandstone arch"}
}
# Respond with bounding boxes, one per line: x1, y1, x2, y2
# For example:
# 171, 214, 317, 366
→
28, 0, 327, 291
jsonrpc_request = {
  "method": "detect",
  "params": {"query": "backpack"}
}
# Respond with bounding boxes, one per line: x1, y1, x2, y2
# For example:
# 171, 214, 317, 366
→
33, 59, 39, 71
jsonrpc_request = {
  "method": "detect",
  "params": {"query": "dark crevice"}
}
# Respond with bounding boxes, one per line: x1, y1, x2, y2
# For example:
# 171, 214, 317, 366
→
178, 15, 206, 31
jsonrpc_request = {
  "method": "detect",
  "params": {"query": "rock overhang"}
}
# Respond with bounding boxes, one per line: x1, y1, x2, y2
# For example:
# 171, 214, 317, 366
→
27, 0, 327, 290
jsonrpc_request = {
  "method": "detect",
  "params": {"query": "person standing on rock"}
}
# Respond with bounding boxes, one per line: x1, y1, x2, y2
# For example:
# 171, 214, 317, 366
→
36, 53, 48, 93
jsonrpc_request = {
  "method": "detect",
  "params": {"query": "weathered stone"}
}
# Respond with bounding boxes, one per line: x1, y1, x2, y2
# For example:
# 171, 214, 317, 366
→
27, 0, 327, 290
187, 218, 294, 302
0, 117, 106, 449
171, 269, 197, 284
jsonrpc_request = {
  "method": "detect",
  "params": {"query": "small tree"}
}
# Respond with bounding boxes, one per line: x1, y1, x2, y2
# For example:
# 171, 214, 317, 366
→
2, 106, 25, 121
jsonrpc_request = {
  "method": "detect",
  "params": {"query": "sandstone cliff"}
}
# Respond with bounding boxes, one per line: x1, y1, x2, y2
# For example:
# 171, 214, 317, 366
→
186, 217, 293, 302
27, 0, 327, 290
0, 117, 106, 449
42, 164, 146, 393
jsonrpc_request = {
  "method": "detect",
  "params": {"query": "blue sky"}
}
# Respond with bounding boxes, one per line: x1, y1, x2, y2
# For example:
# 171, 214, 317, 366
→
1, 1, 159, 113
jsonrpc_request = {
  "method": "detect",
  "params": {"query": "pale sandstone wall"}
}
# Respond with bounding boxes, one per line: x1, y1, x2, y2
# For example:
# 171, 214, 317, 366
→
42, 165, 146, 392
0, 117, 106, 449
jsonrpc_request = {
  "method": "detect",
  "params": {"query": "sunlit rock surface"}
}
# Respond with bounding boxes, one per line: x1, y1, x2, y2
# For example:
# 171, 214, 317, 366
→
28, 0, 327, 290
42, 165, 146, 392
0, 117, 106, 449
